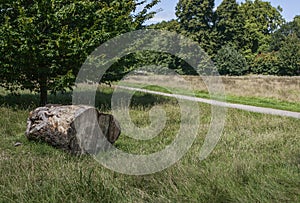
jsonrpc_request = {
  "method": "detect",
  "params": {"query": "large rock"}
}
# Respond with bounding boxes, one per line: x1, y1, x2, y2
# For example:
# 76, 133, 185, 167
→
25, 105, 121, 155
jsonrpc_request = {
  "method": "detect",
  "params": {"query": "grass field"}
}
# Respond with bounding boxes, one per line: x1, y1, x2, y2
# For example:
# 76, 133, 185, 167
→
0, 76, 300, 202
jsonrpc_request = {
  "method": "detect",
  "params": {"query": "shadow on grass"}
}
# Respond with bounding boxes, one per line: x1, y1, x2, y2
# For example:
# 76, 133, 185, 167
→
0, 92, 73, 110
0, 88, 171, 111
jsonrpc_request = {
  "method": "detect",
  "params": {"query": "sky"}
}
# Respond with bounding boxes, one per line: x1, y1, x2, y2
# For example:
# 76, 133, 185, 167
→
145, 0, 300, 24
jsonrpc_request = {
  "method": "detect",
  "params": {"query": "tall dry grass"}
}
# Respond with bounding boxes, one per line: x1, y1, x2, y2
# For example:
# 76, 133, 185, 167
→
185, 75, 300, 103
123, 75, 300, 103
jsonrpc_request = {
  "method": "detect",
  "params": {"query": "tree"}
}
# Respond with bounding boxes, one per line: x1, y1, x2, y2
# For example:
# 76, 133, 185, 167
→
265, 16, 300, 76
270, 16, 300, 51
239, 0, 284, 58
277, 34, 300, 76
214, 0, 244, 50
0, 0, 159, 105
215, 45, 248, 76
175, 0, 215, 55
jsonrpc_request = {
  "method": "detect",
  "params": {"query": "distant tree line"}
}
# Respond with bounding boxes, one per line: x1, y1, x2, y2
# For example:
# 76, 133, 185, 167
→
150, 0, 300, 76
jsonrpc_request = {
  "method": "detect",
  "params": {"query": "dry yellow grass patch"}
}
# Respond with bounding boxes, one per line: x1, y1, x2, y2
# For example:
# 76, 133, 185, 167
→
184, 75, 300, 102
123, 75, 300, 103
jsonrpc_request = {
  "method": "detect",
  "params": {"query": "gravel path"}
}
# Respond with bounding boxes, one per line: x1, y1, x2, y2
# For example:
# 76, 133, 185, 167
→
118, 86, 300, 119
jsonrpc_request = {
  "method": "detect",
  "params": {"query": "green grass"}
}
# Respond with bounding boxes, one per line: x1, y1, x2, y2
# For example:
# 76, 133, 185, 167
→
120, 82, 300, 112
0, 87, 299, 202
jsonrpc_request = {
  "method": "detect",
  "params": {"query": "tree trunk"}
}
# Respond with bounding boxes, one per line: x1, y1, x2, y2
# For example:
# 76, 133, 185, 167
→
25, 105, 121, 155
39, 79, 48, 106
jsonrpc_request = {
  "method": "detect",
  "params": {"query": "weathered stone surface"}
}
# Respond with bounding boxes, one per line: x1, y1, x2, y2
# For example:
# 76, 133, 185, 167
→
25, 105, 121, 155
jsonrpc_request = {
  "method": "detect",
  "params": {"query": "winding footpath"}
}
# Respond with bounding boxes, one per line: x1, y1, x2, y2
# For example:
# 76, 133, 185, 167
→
118, 86, 300, 119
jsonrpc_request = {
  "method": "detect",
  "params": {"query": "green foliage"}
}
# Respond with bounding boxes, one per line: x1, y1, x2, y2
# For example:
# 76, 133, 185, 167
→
277, 34, 300, 76
0, 0, 159, 105
175, 0, 215, 55
112, 50, 198, 77
270, 16, 300, 51
133, 0, 161, 29
176, 0, 215, 33
239, 0, 284, 57
215, 45, 248, 76
173, 0, 286, 75
268, 16, 300, 76
149, 20, 180, 33
251, 52, 279, 75
214, 0, 243, 50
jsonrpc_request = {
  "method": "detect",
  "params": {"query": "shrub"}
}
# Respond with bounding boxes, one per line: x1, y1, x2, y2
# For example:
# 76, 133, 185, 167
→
251, 52, 280, 75
215, 45, 248, 76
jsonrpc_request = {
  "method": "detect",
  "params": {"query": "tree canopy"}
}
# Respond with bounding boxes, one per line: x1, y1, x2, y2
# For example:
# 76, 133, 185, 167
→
238, 0, 284, 57
0, 0, 159, 105
214, 0, 243, 50
176, 0, 215, 54
151, 0, 298, 77
215, 45, 248, 76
